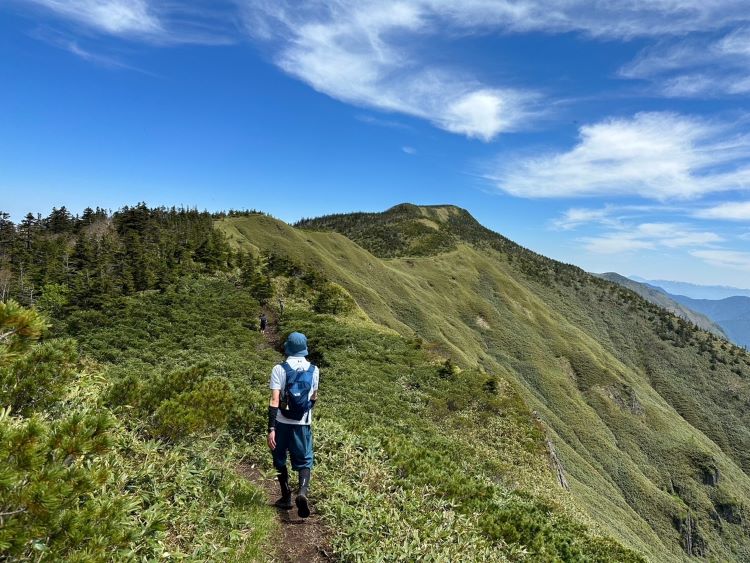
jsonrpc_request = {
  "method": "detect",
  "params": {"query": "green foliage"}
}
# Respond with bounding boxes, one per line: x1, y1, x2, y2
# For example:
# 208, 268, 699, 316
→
0, 297, 275, 562
36, 282, 70, 317
0, 300, 47, 359
0, 410, 122, 560
65, 277, 271, 441
0, 338, 78, 416
313, 282, 355, 314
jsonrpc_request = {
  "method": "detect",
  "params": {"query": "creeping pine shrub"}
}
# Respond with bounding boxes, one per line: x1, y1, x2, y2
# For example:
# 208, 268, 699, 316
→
153, 377, 235, 441
0, 409, 131, 560
107, 363, 261, 441
313, 282, 355, 315
0, 338, 78, 416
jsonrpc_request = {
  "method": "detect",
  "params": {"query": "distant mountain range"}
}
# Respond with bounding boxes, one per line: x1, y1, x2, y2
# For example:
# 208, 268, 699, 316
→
630, 276, 750, 300
597, 273, 727, 338
670, 294, 750, 349
602, 275, 750, 349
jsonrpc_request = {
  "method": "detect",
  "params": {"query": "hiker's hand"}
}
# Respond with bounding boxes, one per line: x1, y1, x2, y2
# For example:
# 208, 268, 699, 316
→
267, 430, 276, 450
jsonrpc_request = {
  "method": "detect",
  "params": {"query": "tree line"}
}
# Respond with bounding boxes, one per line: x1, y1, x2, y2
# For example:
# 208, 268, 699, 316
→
0, 204, 236, 311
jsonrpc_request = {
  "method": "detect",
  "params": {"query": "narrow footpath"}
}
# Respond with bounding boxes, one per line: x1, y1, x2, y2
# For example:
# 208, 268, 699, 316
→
238, 306, 331, 563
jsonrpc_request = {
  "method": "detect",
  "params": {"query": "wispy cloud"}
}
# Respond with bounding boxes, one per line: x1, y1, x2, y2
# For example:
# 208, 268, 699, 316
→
620, 27, 750, 98
20, 0, 236, 45
691, 249, 750, 271
696, 201, 750, 221
552, 207, 616, 230
246, 1, 536, 141
26, 0, 162, 36
583, 222, 723, 254
355, 114, 411, 130
488, 112, 750, 200
401, 146, 417, 155
243, 1, 750, 140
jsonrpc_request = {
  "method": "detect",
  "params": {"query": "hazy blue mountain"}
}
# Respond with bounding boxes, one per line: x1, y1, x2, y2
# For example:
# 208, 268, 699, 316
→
670, 294, 750, 349
630, 277, 750, 300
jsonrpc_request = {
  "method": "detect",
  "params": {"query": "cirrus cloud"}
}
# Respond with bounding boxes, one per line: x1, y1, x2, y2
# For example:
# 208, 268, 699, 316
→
25, 0, 161, 35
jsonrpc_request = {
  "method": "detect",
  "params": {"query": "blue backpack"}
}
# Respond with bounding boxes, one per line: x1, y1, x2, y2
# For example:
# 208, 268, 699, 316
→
281, 362, 316, 421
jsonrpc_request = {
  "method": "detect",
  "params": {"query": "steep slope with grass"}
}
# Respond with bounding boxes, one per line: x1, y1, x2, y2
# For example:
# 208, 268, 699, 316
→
597, 272, 726, 338
220, 204, 750, 562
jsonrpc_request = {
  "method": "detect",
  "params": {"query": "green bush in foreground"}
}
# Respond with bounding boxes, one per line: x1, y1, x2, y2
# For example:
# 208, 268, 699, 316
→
0, 297, 275, 561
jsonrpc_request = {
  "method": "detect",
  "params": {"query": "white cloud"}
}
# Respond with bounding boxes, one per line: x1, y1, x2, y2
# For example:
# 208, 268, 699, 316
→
553, 207, 614, 230
402, 146, 417, 155
244, 1, 750, 139
583, 222, 722, 254
27, 0, 161, 35
696, 201, 750, 221
248, 1, 532, 141
620, 27, 750, 98
20, 0, 237, 44
583, 236, 655, 254
489, 112, 750, 200
691, 249, 750, 271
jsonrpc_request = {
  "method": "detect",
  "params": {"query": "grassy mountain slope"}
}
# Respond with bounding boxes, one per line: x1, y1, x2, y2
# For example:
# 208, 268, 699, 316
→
597, 273, 726, 338
219, 204, 750, 562
670, 294, 750, 349
62, 275, 639, 562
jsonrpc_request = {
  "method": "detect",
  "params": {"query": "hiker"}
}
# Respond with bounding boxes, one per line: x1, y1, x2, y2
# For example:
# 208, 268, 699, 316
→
259, 313, 267, 333
267, 331, 319, 518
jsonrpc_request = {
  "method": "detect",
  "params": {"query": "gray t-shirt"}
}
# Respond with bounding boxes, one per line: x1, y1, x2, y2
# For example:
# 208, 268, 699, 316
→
269, 356, 320, 425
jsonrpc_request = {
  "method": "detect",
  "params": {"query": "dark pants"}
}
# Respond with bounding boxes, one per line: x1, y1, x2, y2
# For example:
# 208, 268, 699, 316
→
272, 421, 313, 470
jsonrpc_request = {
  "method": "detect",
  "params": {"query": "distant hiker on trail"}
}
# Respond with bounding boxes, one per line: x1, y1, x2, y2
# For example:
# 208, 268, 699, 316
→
267, 331, 319, 518
259, 313, 267, 333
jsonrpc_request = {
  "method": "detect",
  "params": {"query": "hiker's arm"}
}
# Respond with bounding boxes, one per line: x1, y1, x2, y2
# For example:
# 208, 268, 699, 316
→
311, 368, 319, 405
269, 389, 280, 408
267, 389, 280, 450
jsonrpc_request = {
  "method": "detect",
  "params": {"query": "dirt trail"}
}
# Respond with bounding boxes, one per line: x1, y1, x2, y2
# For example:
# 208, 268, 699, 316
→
238, 464, 331, 563
239, 305, 332, 563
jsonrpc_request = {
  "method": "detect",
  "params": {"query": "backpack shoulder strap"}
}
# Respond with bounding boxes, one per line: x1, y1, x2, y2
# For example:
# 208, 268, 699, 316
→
281, 362, 297, 384
306, 363, 316, 375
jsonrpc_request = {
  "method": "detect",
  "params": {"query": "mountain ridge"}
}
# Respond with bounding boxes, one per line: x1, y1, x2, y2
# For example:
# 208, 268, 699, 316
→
596, 272, 727, 338
219, 204, 750, 562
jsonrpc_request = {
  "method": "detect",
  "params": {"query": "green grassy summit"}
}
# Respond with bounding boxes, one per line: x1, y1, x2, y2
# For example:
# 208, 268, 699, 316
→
220, 204, 750, 562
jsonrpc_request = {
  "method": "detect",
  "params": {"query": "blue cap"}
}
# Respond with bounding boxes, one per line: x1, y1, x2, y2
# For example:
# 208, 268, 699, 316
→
284, 331, 308, 357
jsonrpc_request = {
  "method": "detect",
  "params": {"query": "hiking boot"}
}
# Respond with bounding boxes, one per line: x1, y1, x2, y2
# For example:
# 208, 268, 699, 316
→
275, 466, 294, 510
275, 494, 294, 510
296, 468, 311, 518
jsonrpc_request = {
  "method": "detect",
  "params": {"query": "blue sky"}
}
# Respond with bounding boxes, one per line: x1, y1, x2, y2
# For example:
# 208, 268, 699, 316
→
2, 1, 750, 286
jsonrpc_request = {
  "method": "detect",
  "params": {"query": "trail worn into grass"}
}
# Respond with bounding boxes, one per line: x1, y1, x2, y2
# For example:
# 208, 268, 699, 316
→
238, 463, 331, 563
248, 306, 331, 562
261, 305, 282, 350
